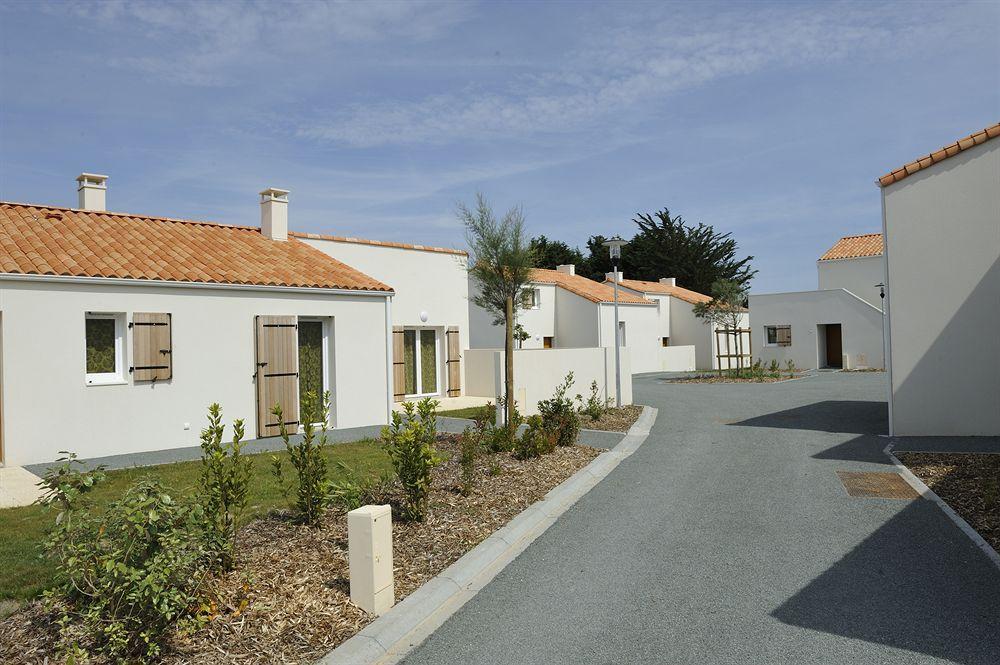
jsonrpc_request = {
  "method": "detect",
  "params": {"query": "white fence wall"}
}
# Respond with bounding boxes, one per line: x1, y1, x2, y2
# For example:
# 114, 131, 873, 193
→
464, 347, 632, 415
659, 345, 696, 372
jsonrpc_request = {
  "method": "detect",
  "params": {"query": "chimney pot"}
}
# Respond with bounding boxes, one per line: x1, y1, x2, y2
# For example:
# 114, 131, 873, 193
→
76, 173, 108, 211
260, 187, 289, 241
556, 264, 575, 276
659, 277, 676, 287
605, 271, 623, 283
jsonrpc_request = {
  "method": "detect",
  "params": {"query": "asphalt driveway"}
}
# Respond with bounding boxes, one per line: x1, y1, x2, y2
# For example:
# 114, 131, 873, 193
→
401, 372, 1000, 665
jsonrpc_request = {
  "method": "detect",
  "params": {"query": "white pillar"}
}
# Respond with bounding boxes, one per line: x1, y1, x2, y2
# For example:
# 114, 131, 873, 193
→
348, 504, 395, 615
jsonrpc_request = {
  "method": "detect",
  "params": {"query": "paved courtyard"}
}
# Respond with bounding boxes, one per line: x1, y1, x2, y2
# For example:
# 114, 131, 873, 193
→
402, 372, 1000, 665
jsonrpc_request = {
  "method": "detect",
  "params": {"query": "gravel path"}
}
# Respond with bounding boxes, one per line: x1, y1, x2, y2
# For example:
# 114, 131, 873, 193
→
402, 372, 1000, 665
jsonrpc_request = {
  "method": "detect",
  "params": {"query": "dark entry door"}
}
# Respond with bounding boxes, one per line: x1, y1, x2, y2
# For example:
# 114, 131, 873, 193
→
826, 324, 843, 368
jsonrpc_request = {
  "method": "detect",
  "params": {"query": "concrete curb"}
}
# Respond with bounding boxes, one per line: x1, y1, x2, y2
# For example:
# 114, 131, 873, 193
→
884, 441, 1000, 571
318, 405, 659, 665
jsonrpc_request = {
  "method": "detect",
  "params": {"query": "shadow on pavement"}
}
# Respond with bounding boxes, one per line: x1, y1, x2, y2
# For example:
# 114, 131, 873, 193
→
772, 500, 1000, 665
729, 400, 888, 436
811, 434, 891, 464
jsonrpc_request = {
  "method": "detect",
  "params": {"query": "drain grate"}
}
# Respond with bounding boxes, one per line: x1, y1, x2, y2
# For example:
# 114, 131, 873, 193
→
836, 471, 920, 499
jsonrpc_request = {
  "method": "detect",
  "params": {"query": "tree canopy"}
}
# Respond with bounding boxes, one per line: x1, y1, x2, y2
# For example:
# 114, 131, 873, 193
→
528, 235, 584, 270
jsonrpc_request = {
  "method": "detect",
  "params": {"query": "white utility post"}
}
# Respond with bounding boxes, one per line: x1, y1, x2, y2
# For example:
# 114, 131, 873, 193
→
348, 504, 395, 615
603, 236, 627, 408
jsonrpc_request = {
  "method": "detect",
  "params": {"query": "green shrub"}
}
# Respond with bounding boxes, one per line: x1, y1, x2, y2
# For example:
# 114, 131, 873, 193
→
576, 380, 609, 422
768, 359, 780, 374
198, 403, 252, 570
480, 400, 521, 453
785, 359, 798, 378
538, 372, 580, 447
513, 415, 557, 460
42, 478, 208, 662
328, 461, 396, 512
270, 391, 331, 526
381, 398, 442, 521
36, 451, 106, 520
458, 421, 483, 496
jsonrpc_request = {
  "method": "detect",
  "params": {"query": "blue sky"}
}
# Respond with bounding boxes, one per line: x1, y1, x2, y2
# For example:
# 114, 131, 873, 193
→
0, 0, 997, 293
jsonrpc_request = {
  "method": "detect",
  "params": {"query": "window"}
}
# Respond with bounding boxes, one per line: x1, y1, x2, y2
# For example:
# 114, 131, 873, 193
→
661, 337, 670, 347
298, 319, 327, 424
85, 313, 125, 385
617, 321, 627, 346
543, 336, 554, 349
521, 288, 541, 309
765, 325, 792, 347
403, 328, 439, 396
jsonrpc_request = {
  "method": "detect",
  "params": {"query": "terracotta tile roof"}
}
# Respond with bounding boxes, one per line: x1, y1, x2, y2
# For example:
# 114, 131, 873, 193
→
878, 122, 1000, 187
531, 268, 655, 305
605, 277, 712, 305
819, 233, 883, 261
0, 202, 392, 292
291, 230, 467, 256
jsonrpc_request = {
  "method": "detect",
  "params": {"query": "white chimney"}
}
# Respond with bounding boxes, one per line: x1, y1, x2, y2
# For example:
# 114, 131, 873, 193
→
556, 264, 575, 276
605, 271, 623, 283
659, 277, 676, 287
260, 188, 289, 241
76, 173, 108, 211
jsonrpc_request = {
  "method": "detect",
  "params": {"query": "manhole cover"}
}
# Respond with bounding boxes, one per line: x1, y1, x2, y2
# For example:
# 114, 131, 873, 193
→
836, 471, 920, 499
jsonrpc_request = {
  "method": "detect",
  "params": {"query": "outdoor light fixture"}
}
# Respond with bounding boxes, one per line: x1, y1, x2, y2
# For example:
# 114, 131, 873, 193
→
603, 236, 627, 408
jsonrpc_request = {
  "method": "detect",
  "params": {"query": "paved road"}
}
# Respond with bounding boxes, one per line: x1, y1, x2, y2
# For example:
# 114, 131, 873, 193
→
402, 372, 1000, 665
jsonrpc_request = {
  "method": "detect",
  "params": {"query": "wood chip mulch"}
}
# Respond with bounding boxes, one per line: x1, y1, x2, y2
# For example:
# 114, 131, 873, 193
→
662, 374, 791, 384
579, 405, 643, 432
0, 437, 599, 665
895, 452, 1000, 553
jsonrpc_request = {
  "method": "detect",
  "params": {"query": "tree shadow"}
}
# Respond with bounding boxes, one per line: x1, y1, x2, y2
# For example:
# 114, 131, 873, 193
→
729, 400, 888, 436
771, 500, 1000, 664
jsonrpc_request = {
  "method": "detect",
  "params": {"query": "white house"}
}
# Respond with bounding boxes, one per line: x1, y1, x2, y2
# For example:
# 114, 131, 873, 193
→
469, 265, 663, 373
607, 276, 748, 371
0, 175, 395, 466
294, 232, 470, 405
750, 234, 885, 371
879, 122, 1000, 437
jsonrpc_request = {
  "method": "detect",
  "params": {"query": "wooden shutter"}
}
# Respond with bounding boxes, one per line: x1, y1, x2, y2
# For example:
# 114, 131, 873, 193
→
777, 326, 792, 347
446, 326, 461, 397
255, 315, 299, 437
131, 312, 172, 381
392, 326, 405, 402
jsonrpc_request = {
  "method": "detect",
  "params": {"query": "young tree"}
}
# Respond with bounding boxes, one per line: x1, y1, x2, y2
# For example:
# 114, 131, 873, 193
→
461, 193, 534, 431
694, 279, 749, 373
529, 235, 584, 269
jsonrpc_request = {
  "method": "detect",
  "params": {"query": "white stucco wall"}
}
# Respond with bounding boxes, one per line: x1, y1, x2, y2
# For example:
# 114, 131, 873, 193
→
597, 302, 661, 374
552, 289, 600, 348
468, 281, 558, 349
817, 255, 885, 308
464, 346, 632, 415
0, 278, 390, 466
749, 289, 885, 370
668, 301, 716, 370
882, 138, 1000, 436
302, 238, 469, 396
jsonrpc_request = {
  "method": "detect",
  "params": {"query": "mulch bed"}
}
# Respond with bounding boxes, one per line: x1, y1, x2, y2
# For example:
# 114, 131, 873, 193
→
579, 405, 644, 432
896, 452, 1000, 553
0, 436, 600, 664
662, 373, 794, 384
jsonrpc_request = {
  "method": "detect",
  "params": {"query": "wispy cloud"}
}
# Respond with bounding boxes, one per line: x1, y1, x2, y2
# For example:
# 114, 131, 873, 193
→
297, 4, 968, 147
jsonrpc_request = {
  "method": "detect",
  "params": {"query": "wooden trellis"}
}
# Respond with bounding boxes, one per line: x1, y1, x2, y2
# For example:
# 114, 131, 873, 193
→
714, 327, 752, 372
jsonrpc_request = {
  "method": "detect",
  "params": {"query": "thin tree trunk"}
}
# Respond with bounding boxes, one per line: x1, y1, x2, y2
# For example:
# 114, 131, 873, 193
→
504, 295, 515, 433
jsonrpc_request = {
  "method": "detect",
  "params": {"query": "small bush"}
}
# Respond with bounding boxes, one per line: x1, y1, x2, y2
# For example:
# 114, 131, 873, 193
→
538, 372, 580, 447
42, 478, 208, 662
785, 359, 798, 378
481, 400, 521, 453
768, 359, 780, 374
328, 461, 396, 512
381, 398, 442, 521
271, 391, 331, 526
198, 403, 252, 570
514, 415, 557, 460
576, 380, 610, 422
458, 422, 483, 496
36, 451, 106, 519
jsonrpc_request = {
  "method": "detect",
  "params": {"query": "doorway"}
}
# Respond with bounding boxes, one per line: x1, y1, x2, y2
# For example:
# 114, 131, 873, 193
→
820, 324, 843, 368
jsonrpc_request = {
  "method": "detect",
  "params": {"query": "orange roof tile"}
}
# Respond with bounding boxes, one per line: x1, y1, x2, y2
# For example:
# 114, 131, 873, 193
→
819, 233, 883, 261
604, 277, 712, 305
878, 122, 1000, 187
531, 268, 654, 305
0, 202, 392, 292
290, 230, 467, 256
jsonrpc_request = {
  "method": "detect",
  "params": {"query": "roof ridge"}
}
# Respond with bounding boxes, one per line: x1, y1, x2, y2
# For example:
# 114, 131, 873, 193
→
0, 201, 258, 231
838, 232, 882, 239
289, 230, 467, 256
878, 122, 1000, 187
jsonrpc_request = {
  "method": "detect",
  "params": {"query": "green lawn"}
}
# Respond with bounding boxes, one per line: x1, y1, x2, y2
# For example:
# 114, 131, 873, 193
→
0, 440, 391, 602
437, 406, 489, 420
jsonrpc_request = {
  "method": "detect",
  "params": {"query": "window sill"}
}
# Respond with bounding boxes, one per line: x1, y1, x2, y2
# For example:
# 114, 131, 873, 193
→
86, 375, 127, 386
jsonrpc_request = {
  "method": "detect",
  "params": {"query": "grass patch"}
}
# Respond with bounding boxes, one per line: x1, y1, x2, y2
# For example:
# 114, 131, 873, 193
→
0, 440, 391, 602
437, 406, 490, 420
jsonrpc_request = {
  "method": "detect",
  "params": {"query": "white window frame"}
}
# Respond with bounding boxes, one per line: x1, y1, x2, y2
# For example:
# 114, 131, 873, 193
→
297, 317, 331, 429
618, 320, 627, 346
85, 312, 126, 386
404, 327, 442, 398
521, 287, 541, 310
764, 325, 790, 348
